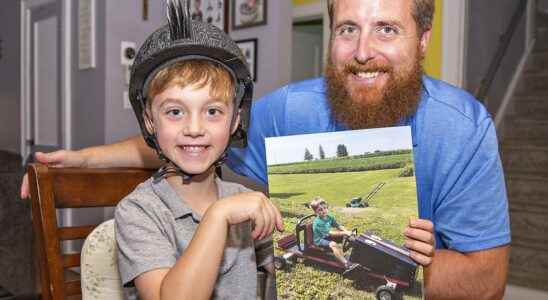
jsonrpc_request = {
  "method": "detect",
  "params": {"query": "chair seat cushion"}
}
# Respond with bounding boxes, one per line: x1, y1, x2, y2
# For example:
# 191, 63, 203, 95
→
81, 219, 124, 300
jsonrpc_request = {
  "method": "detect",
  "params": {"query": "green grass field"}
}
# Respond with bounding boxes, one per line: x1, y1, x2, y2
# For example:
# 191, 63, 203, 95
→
269, 154, 422, 299
268, 153, 412, 174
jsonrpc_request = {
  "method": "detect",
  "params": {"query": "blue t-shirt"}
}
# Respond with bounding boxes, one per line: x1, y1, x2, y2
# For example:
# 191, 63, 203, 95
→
227, 76, 510, 253
312, 214, 340, 245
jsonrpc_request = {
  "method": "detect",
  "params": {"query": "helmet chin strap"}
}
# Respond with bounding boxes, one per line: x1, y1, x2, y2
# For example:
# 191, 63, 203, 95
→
151, 146, 229, 184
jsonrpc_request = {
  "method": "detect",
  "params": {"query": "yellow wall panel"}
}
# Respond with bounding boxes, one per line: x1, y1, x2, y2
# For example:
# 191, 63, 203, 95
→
423, 0, 443, 79
293, 0, 320, 6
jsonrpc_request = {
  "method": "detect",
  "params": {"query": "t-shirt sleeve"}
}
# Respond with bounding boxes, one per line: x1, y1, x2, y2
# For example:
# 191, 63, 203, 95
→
227, 87, 289, 186
115, 198, 177, 286
433, 118, 510, 252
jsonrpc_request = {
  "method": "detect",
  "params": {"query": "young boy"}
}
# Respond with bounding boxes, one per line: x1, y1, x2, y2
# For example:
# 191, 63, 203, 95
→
115, 2, 282, 299
309, 196, 355, 269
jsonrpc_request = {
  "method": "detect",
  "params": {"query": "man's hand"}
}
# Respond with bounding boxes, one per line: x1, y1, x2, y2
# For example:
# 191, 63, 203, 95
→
20, 150, 86, 199
404, 218, 435, 267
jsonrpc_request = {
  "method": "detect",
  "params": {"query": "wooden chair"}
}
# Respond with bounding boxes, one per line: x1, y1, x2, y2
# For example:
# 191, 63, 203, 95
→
27, 163, 153, 300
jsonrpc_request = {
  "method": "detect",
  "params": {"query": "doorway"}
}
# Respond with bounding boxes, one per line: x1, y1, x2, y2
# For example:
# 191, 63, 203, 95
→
291, 19, 324, 82
20, 0, 71, 162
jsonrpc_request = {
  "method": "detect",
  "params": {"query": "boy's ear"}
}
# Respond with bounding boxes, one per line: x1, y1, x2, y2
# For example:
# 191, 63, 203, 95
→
231, 109, 241, 135
143, 108, 155, 134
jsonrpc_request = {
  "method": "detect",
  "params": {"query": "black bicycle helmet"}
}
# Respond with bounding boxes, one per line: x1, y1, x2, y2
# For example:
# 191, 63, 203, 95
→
129, 0, 253, 180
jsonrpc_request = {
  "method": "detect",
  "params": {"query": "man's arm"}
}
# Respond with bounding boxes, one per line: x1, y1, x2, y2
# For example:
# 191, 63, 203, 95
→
424, 245, 509, 300
73, 135, 160, 168
21, 135, 161, 198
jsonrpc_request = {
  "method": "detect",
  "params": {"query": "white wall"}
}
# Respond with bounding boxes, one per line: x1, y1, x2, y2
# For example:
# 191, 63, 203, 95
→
504, 284, 548, 299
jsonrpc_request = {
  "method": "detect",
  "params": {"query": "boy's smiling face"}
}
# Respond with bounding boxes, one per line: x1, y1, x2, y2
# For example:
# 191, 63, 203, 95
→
149, 83, 238, 175
315, 204, 329, 218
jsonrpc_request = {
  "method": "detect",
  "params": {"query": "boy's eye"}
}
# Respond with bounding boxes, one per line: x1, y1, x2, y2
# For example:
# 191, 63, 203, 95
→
166, 108, 183, 117
206, 107, 224, 116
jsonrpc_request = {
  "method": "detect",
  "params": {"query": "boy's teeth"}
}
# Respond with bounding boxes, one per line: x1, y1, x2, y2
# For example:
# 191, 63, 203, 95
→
357, 72, 380, 79
183, 146, 206, 152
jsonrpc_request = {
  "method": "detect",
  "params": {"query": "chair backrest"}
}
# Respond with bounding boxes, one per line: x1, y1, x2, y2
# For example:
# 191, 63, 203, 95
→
27, 163, 153, 300
81, 219, 124, 300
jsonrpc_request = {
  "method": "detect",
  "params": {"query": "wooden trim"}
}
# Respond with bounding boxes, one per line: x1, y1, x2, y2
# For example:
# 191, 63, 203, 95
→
29, 164, 52, 300
58, 225, 96, 240
64, 280, 81, 296
62, 253, 81, 268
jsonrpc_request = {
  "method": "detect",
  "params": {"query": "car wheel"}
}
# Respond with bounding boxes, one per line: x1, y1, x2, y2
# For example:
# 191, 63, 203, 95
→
375, 285, 395, 300
273, 256, 287, 271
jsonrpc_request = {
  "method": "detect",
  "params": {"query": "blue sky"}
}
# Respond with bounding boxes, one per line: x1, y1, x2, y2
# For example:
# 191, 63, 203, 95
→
265, 126, 413, 166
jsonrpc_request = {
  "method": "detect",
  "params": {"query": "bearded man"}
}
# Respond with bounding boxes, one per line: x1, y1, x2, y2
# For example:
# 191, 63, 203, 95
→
22, 0, 510, 298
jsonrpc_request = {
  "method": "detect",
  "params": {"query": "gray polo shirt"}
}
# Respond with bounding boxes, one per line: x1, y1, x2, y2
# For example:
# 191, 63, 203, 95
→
115, 177, 271, 299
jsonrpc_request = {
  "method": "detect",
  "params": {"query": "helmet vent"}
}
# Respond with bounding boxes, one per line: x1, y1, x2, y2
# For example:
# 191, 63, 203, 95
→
166, 0, 192, 41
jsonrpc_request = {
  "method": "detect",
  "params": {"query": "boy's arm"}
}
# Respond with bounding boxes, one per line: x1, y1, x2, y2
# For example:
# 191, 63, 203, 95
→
20, 135, 161, 198
141, 208, 232, 300
123, 192, 283, 300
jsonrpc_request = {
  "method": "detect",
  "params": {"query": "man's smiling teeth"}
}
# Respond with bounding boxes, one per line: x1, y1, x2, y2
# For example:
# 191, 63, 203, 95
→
356, 71, 380, 79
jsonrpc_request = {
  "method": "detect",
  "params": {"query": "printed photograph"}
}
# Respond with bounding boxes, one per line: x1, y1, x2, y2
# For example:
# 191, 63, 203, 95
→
232, 0, 267, 29
266, 126, 423, 300
235, 38, 257, 81
190, 0, 227, 32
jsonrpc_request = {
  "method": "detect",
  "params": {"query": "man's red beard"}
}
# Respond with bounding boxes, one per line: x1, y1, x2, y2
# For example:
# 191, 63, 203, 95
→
325, 51, 423, 130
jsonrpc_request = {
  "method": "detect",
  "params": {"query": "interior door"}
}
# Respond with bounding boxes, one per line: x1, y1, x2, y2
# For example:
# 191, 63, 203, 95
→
27, 1, 62, 156
291, 20, 324, 82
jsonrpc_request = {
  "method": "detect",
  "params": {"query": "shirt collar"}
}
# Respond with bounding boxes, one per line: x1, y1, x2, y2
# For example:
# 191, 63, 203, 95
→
151, 176, 224, 220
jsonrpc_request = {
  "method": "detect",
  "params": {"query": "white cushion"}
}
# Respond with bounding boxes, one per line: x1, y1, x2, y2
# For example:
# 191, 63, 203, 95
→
81, 219, 124, 300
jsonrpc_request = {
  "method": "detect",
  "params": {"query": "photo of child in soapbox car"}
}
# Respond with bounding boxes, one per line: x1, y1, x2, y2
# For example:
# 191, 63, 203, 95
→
274, 214, 420, 300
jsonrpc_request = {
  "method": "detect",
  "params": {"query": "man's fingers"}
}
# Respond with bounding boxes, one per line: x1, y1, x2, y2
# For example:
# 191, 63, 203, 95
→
405, 238, 435, 258
36, 151, 67, 167
408, 249, 433, 267
409, 218, 434, 232
404, 227, 434, 245
20, 174, 30, 199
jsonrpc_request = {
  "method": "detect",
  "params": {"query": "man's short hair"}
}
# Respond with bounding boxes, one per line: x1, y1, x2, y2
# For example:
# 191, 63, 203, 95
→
310, 196, 327, 212
327, 0, 435, 36
147, 60, 235, 107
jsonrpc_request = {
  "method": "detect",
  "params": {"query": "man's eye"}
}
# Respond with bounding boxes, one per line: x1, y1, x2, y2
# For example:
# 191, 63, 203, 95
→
378, 25, 398, 35
338, 26, 357, 36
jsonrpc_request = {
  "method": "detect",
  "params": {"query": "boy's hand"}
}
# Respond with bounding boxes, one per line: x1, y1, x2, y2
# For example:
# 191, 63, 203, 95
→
20, 150, 87, 199
210, 192, 283, 240
404, 218, 435, 267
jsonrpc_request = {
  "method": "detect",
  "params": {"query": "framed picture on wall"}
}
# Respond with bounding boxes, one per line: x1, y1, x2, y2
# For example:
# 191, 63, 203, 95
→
232, 0, 267, 30
190, 0, 229, 32
236, 38, 258, 82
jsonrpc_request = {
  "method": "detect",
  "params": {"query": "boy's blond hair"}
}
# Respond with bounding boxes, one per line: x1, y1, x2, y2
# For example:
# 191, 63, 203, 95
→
310, 196, 327, 212
147, 60, 235, 107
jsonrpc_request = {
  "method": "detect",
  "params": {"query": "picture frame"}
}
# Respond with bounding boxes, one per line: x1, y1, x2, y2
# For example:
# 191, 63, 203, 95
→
236, 38, 258, 82
190, 0, 229, 32
231, 0, 267, 30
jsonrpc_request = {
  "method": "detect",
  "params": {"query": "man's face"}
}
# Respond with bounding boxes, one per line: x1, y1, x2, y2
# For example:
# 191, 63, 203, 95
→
326, 0, 431, 129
